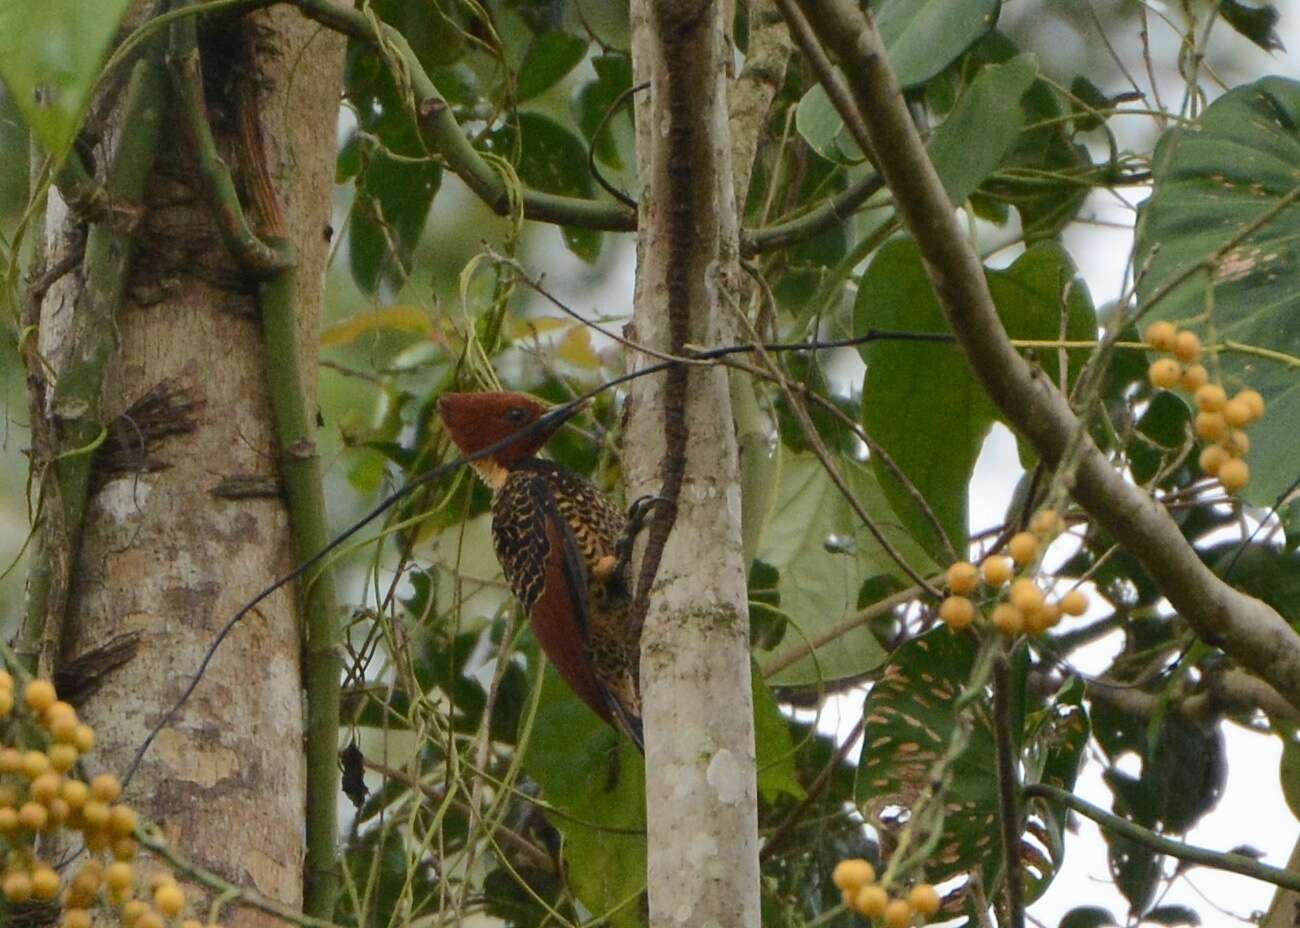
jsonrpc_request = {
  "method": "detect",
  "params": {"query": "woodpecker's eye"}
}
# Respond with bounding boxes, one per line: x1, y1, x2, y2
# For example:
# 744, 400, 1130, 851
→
505, 406, 529, 425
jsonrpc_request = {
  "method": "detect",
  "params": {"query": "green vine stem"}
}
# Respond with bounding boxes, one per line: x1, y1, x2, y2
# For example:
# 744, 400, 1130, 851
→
259, 247, 342, 920
17, 51, 169, 673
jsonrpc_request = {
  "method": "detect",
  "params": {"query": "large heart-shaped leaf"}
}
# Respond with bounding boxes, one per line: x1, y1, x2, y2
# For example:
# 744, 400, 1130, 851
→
1135, 77, 1300, 506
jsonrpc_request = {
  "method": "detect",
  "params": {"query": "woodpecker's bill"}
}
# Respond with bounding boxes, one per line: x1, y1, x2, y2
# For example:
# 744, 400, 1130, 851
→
436, 391, 644, 750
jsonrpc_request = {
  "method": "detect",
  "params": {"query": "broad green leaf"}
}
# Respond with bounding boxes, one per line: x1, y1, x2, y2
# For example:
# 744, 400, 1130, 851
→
1218, 0, 1283, 53
876, 0, 1001, 89
321, 306, 434, 347
759, 451, 933, 685
517, 31, 589, 102
795, 81, 864, 165
349, 152, 442, 295
752, 663, 805, 802
858, 239, 1098, 558
1058, 908, 1119, 928
1129, 391, 1192, 486
1135, 77, 1300, 506
928, 53, 1038, 204
574, 53, 633, 170
0, 0, 131, 161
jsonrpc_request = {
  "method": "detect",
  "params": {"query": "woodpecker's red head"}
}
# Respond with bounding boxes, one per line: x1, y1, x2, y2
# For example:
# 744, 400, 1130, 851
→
437, 391, 576, 467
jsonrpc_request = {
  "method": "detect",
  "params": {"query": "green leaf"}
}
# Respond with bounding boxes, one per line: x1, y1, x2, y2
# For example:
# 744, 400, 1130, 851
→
1283, 498, 1300, 551
795, 81, 864, 165
856, 240, 1097, 559
928, 53, 1038, 204
574, 53, 633, 171
759, 451, 933, 685
753, 663, 806, 802
1129, 391, 1192, 486
517, 31, 589, 102
349, 150, 443, 296
0, 0, 131, 162
1135, 77, 1300, 506
1142, 904, 1202, 926
1217, 0, 1283, 53
875, 0, 1001, 89
524, 666, 646, 928
1058, 907, 1119, 928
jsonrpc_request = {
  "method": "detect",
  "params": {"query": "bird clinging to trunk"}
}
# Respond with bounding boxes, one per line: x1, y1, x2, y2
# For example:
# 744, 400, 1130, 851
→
437, 391, 656, 751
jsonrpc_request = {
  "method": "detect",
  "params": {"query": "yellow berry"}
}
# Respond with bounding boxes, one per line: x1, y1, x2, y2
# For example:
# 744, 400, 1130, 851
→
91, 773, 122, 803
1221, 430, 1250, 457
48, 743, 78, 773
0, 808, 17, 832
1179, 363, 1208, 391
181, 922, 204, 928
1219, 458, 1249, 494
1199, 444, 1229, 476
1235, 389, 1264, 421
112, 837, 139, 861
908, 883, 941, 916
18, 800, 47, 826
62, 778, 89, 808
73, 724, 95, 754
109, 804, 137, 838
992, 603, 1024, 636
21, 750, 50, 779
137, 913, 165, 928
0, 689, 12, 717
1223, 398, 1252, 429
0, 671, 12, 690
1030, 508, 1061, 536
1195, 383, 1227, 412
0, 748, 19, 774
832, 858, 876, 891
83, 799, 111, 830
106, 862, 133, 891
123, 899, 150, 927
31, 864, 60, 900
1059, 590, 1089, 616
85, 828, 113, 852
49, 712, 80, 744
154, 882, 185, 917
1144, 320, 1177, 351
0, 785, 17, 807
3, 870, 32, 902
1023, 604, 1053, 635
1008, 531, 1040, 565
63, 910, 93, 928
24, 679, 56, 713
1010, 579, 1044, 614
854, 883, 889, 917
30, 772, 62, 804
47, 797, 70, 825
45, 700, 77, 724
1147, 358, 1181, 388
946, 561, 979, 595
884, 897, 914, 928
981, 556, 1012, 587
939, 596, 975, 630
1172, 330, 1202, 362
1194, 411, 1228, 442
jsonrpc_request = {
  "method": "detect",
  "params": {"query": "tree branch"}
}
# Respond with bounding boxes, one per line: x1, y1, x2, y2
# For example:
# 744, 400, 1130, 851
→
794, 0, 1300, 711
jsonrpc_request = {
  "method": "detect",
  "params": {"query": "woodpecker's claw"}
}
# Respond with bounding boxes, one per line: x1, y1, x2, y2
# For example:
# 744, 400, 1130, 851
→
594, 496, 674, 605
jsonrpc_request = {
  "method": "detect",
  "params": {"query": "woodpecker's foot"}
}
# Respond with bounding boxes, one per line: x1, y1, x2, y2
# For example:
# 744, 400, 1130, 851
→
612, 495, 674, 577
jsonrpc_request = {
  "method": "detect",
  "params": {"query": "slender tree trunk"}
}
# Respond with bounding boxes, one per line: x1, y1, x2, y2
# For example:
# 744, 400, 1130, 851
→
627, 2, 761, 926
27, 8, 342, 922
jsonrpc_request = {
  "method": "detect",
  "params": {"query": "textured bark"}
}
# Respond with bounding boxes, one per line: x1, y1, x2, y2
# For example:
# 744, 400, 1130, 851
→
32, 8, 342, 923
627, 2, 761, 926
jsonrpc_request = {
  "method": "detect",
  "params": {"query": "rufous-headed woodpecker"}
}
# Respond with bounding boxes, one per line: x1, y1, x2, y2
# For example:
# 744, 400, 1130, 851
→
437, 391, 654, 751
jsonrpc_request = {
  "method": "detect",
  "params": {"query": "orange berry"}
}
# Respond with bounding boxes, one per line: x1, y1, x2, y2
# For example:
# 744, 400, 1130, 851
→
1179, 363, 1208, 391
1195, 383, 1227, 412
24, 679, 56, 713
0, 671, 11, 690
1218, 458, 1249, 494
1199, 444, 1229, 476
1144, 320, 1177, 351
1059, 590, 1089, 616
45, 700, 77, 724
854, 884, 889, 917
24, 798, 56, 830
83, 799, 111, 829
49, 712, 80, 744
0, 808, 18, 832
47, 797, 70, 825
106, 862, 133, 891
1147, 358, 1181, 388
884, 897, 914, 928
1222, 398, 1252, 429
0, 785, 17, 807
981, 556, 1012, 586
91, 773, 122, 803
909, 883, 942, 916
48, 743, 79, 773
136, 914, 165, 928
992, 603, 1024, 636
1172, 330, 1202, 362
63, 910, 93, 928
939, 596, 975, 630
1030, 508, 1062, 536
31, 864, 60, 900
112, 838, 139, 861
1221, 431, 1250, 457
1023, 604, 1054, 636
70, 863, 102, 899
181, 922, 204, 928
1194, 411, 1228, 442
109, 804, 137, 838
30, 772, 62, 804
0, 748, 19, 773
154, 882, 185, 917
62, 778, 89, 808
1010, 579, 1045, 614
1008, 531, 1040, 565
21, 750, 50, 779
73, 724, 95, 754
832, 858, 876, 891
946, 561, 979, 595
3, 870, 32, 902
123, 899, 150, 927
1235, 389, 1264, 421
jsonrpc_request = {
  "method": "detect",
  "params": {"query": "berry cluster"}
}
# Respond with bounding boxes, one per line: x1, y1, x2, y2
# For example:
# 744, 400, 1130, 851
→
938, 510, 1088, 637
832, 858, 941, 926
0, 674, 213, 928
1143, 321, 1264, 495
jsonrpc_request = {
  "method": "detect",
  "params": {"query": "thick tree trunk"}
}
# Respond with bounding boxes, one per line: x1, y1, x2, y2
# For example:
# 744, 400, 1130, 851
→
627, 2, 761, 926
27, 8, 342, 923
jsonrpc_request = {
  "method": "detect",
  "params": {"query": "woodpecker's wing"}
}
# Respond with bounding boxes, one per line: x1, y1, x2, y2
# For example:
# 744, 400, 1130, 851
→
502, 474, 617, 730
